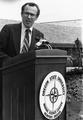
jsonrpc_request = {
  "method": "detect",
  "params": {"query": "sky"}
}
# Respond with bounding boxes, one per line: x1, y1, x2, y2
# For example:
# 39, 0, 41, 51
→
0, 0, 82, 23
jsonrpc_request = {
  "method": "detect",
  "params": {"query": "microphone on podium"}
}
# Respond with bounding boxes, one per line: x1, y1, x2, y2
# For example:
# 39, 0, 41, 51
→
35, 38, 52, 50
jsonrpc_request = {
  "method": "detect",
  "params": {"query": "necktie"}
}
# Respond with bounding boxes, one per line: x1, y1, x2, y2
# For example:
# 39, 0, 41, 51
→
21, 29, 30, 53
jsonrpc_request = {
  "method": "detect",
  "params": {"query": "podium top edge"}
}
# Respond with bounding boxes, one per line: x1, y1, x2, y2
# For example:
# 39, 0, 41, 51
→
1, 49, 68, 71
35, 49, 67, 58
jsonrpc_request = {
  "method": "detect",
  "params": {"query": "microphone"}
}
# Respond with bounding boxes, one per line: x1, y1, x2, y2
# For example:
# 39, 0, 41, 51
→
35, 38, 52, 50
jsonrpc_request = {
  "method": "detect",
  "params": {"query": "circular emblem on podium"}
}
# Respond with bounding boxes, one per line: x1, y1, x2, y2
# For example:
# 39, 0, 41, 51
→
39, 71, 67, 119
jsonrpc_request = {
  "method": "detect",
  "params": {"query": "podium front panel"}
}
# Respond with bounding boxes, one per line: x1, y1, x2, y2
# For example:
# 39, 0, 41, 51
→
3, 60, 35, 120
35, 57, 67, 120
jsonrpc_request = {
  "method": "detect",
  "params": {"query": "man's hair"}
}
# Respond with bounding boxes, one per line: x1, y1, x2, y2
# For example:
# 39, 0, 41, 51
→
21, 2, 40, 18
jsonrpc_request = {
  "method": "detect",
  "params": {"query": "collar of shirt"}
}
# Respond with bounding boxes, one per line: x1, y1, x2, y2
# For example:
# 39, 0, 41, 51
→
22, 23, 33, 33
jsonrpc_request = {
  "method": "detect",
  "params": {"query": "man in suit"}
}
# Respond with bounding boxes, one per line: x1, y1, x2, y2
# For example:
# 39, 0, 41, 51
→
0, 2, 44, 58
0, 3, 44, 119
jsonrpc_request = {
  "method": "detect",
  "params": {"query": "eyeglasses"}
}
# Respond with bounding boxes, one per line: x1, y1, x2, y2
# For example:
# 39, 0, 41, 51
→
23, 12, 37, 18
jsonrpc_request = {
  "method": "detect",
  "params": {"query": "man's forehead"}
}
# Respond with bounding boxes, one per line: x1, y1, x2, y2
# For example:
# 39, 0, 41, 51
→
24, 5, 37, 12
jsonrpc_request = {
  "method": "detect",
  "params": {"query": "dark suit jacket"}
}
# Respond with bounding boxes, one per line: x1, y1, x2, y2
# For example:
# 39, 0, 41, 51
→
0, 23, 44, 58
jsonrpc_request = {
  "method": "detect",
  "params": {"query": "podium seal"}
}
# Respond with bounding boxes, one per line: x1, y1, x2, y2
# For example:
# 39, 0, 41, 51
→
39, 71, 67, 119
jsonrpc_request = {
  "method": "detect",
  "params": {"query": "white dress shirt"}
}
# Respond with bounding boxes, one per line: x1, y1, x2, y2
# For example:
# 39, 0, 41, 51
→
20, 23, 33, 53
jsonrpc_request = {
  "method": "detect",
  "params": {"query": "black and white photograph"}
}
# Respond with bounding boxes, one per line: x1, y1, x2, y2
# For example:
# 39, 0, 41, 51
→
0, 0, 82, 120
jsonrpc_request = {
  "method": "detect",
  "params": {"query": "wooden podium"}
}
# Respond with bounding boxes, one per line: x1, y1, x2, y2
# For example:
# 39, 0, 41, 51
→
2, 49, 67, 120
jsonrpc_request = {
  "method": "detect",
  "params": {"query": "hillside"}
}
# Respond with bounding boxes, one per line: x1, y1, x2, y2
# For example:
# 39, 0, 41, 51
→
0, 19, 82, 44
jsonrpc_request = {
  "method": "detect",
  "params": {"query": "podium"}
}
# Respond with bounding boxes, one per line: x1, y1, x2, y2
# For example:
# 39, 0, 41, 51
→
2, 49, 67, 120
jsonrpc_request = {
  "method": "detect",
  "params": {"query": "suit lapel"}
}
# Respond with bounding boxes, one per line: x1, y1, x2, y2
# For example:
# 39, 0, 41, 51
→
29, 28, 43, 51
13, 23, 21, 54
29, 28, 37, 50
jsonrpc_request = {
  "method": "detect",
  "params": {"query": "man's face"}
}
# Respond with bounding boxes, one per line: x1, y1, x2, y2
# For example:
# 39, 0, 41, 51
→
21, 5, 38, 28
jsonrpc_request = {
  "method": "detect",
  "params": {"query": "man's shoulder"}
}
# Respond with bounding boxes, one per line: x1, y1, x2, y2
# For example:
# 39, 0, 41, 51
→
33, 27, 44, 40
33, 27, 43, 35
4, 22, 21, 28
1, 23, 21, 32
1, 22, 20, 29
